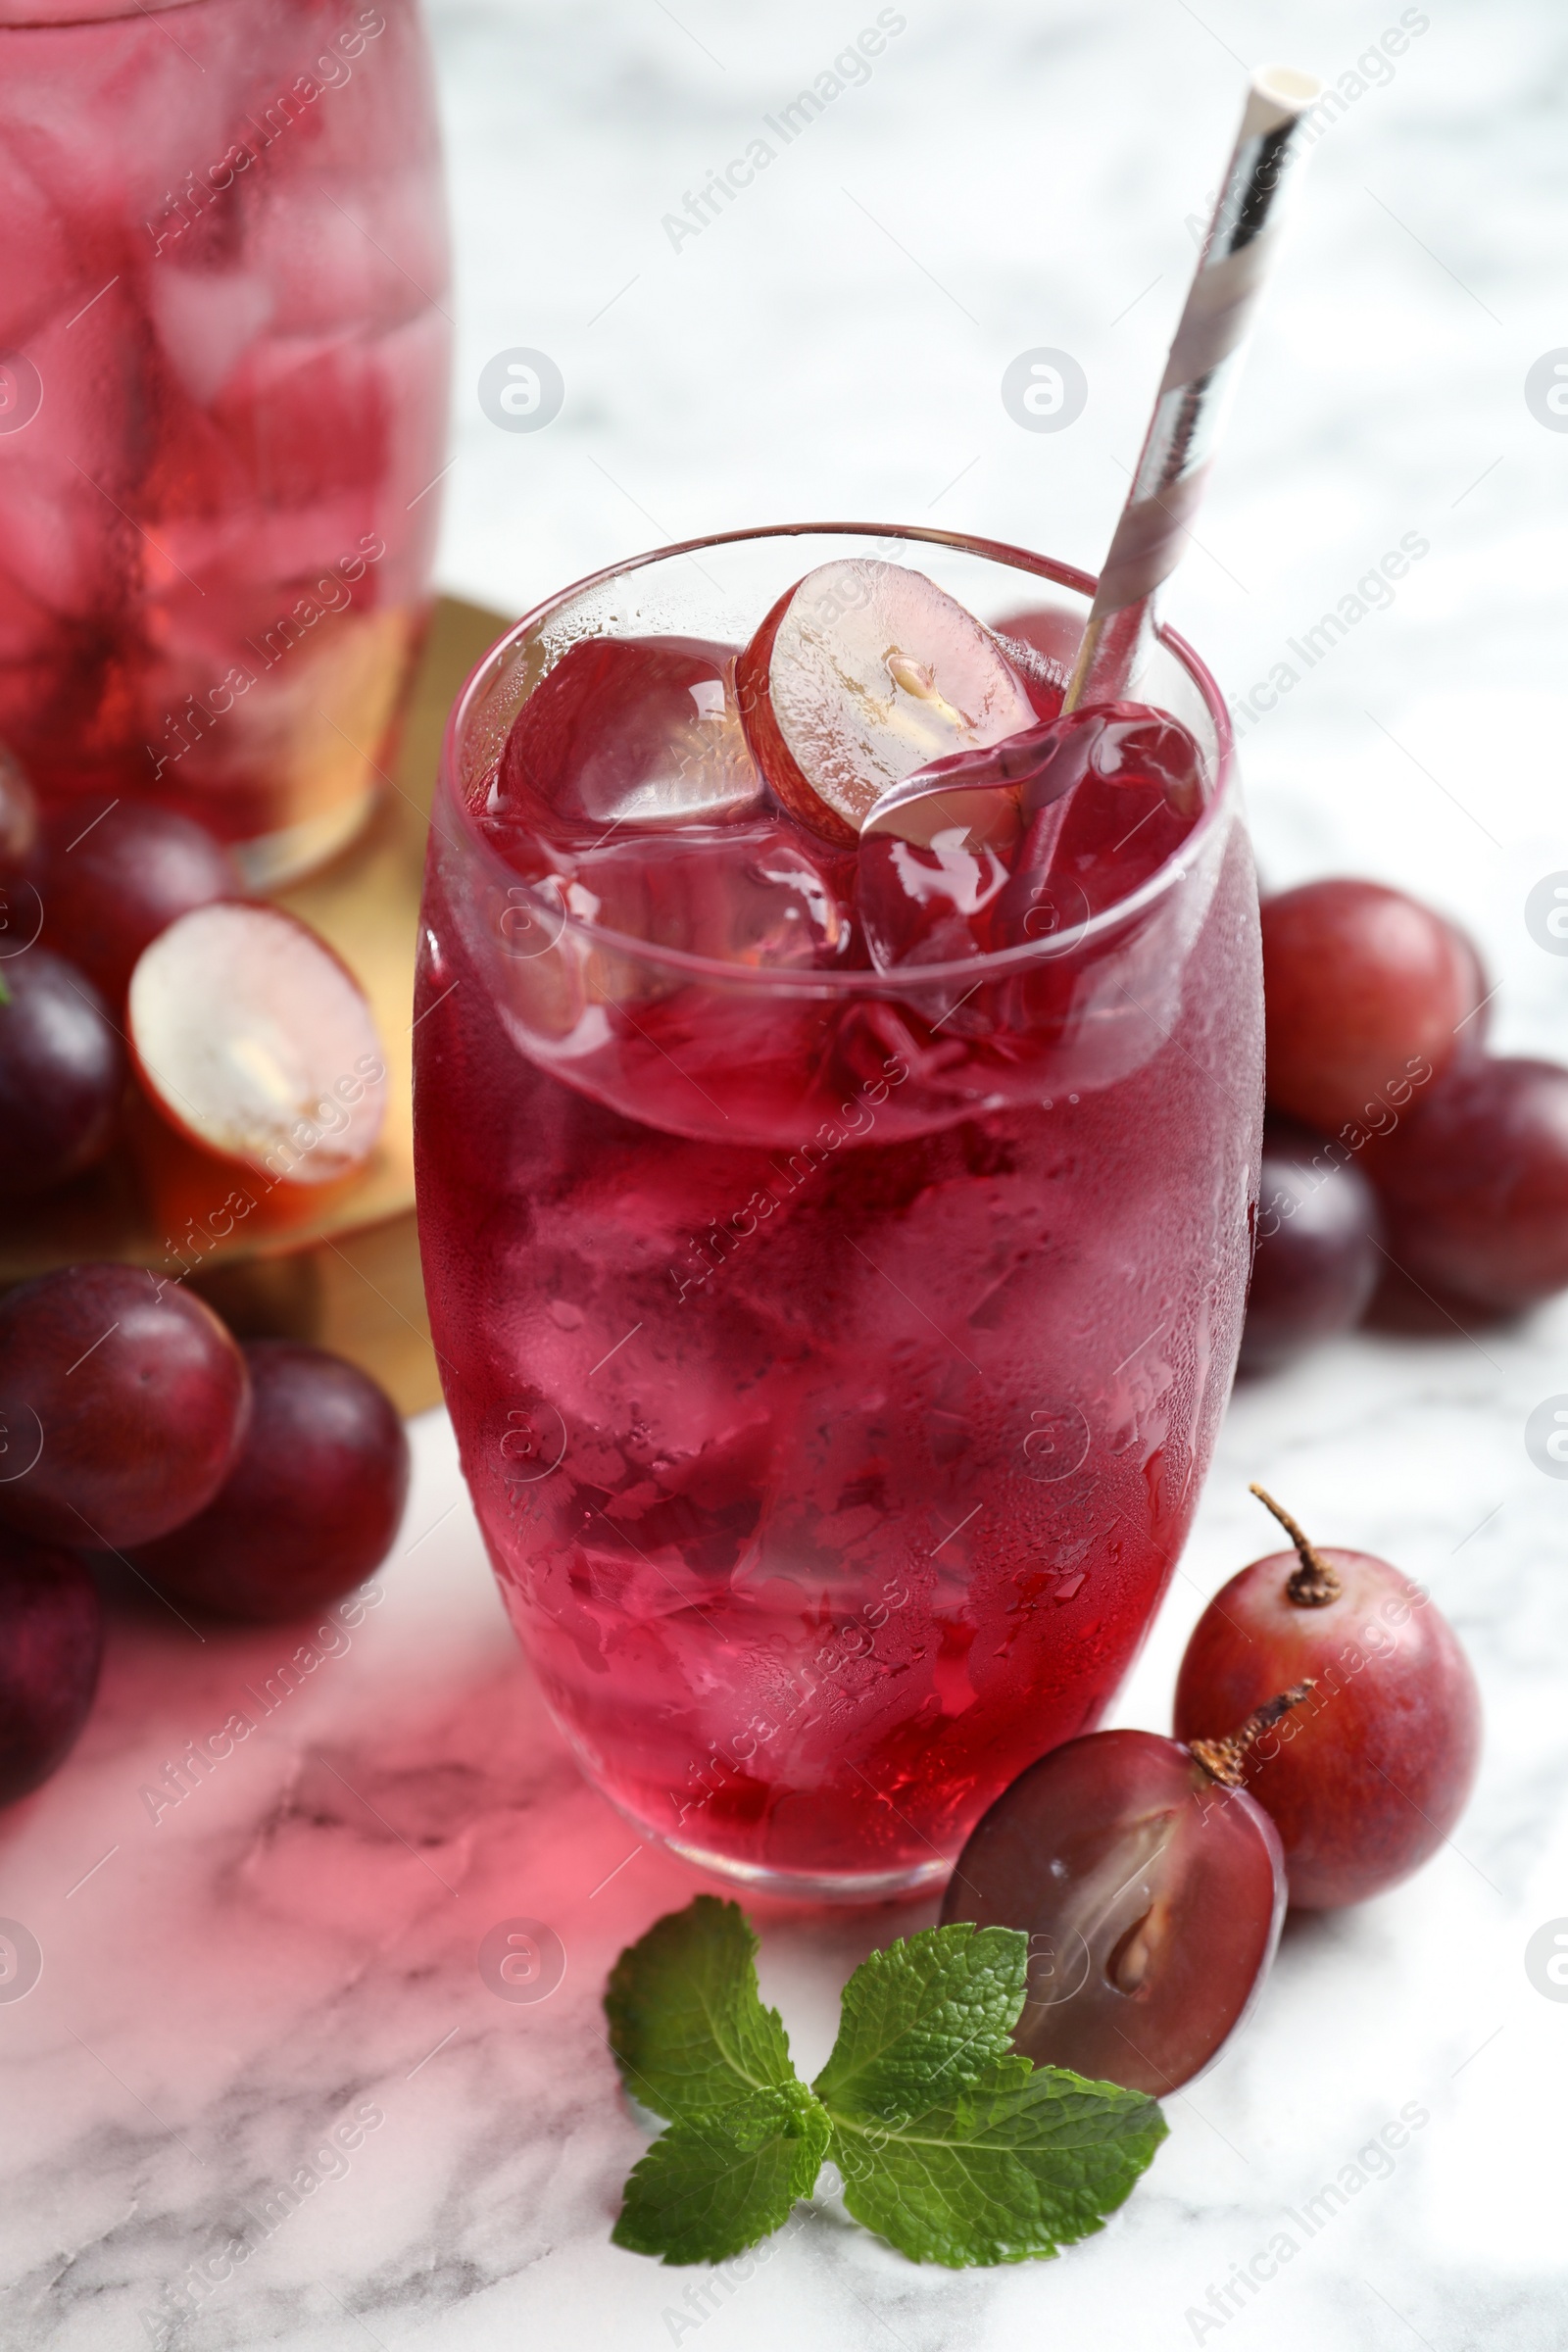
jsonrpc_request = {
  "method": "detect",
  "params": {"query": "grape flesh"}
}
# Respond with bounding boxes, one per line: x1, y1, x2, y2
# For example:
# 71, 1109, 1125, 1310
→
1174, 1542, 1481, 1909
939, 1727, 1286, 2093
0, 1265, 251, 1549
0, 949, 124, 1199
1262, 879, 1482, 1133
1367, 1055, 1568, 1312
36, 799, 237, 1001
0, 1528, 103, 1804
128, 1341, 409, 1619
1241, 1116, 1382, 1373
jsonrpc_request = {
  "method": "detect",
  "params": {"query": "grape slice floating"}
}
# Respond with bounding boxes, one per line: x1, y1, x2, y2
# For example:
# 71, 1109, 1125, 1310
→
734, 559, 1037, 848
128, 903, 386, 1185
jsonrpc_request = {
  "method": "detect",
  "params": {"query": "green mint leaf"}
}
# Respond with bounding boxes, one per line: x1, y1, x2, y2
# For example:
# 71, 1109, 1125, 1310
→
606, 1909, 1166, 2272
814, 1923, 1165, 2266
612, 2086, 831, 2266
606, 1895, 803, 2125
831, 2051, 1167, 2267
811, 1921, 1029, 2124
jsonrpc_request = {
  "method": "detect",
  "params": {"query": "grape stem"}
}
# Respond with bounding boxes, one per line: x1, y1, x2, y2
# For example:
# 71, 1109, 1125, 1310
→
1249, 1482, 1343, 1606
1189, 1679, 1317, 1788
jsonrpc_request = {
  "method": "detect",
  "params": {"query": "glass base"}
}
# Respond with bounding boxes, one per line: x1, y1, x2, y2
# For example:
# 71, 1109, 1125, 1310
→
657, 1828, 953, 1906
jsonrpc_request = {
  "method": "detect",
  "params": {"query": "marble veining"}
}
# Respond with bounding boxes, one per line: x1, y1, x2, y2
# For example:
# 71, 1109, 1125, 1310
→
4, 0, 1567, 2343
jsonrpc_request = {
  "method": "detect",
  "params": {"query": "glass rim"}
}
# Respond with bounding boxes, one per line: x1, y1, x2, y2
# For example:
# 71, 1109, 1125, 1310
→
439, 519, 1240, 996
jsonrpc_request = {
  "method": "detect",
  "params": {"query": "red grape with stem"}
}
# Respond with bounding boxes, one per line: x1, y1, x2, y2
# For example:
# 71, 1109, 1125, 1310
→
939, 1687, 1313, 2094
0, 1529, 103, 1804
35, 799, 238, 1001
1366, 1056, 1568, 1313
1241, 1116, 1382, 1373
1261, 880, 1486, 1133
1174, 1487, 1481, 1909
128, 1341, 409, 1619
0, 1265, 251, 1550
0, 950, 125, 1199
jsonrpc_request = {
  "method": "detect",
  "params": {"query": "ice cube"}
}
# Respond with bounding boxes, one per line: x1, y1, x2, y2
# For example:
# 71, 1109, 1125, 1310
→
0, 283, 145, 620
996, 703, 1206, 939
362, 304, 453, 599
214, 327, 397, 504
991, 605, 1080, 712
857, 828, 1012, 970
244, 168, 450, 339
495, 636, 767, 835
147, 265, 274, 406
0, 149, 71, 347
0, 16, 255, 232
562, 820, 851, 972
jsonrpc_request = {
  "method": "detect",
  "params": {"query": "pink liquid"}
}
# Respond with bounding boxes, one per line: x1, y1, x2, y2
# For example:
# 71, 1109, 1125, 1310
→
415, 590, 1262, 1896
0, 0, 449, 881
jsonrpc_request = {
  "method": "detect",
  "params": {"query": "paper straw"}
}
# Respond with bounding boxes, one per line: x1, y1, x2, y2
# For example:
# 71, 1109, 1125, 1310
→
1063, 63, 1323, 713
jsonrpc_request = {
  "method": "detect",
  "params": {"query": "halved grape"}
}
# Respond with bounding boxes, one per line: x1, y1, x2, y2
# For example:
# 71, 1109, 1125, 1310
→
128, 904, 386, 1185
734, 560, 1037, 846
940, 1724, 1287, 2093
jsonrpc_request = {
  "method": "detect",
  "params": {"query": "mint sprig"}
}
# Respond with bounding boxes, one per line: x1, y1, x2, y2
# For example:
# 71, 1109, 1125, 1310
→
605, 1897, 1166, 2269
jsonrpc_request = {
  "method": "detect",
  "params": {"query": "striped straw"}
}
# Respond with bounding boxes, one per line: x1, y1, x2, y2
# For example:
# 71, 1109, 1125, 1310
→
1063, 63, 1323, 713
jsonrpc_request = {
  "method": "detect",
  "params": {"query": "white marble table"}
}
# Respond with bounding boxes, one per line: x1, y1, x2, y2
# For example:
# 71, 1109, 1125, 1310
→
6, 0, 1568, 2343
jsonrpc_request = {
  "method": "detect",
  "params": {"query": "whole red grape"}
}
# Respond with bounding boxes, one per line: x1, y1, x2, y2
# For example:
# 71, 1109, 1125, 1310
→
1262, 879, 1483, 1133
1173, 1489, 1481, 1909
0, 950, 124, 1199
35, 800, 237, 1001
1445, 919, 1492, 1059
128, 1341, 409, 1619
0, 1266, 251, 1550
1366, 1056, 1568, 1312
0, 1528, 103, 1804
1241, 1116, 1382, 1373
940, 1711, 1299, 2093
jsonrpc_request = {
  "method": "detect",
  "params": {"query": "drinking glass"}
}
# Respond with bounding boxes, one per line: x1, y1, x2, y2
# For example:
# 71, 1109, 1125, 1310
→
415, 523, 1262, 1900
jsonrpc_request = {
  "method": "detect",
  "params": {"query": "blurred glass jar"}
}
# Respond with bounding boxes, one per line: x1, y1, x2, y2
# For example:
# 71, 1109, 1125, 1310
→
0, 0, 451, 884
